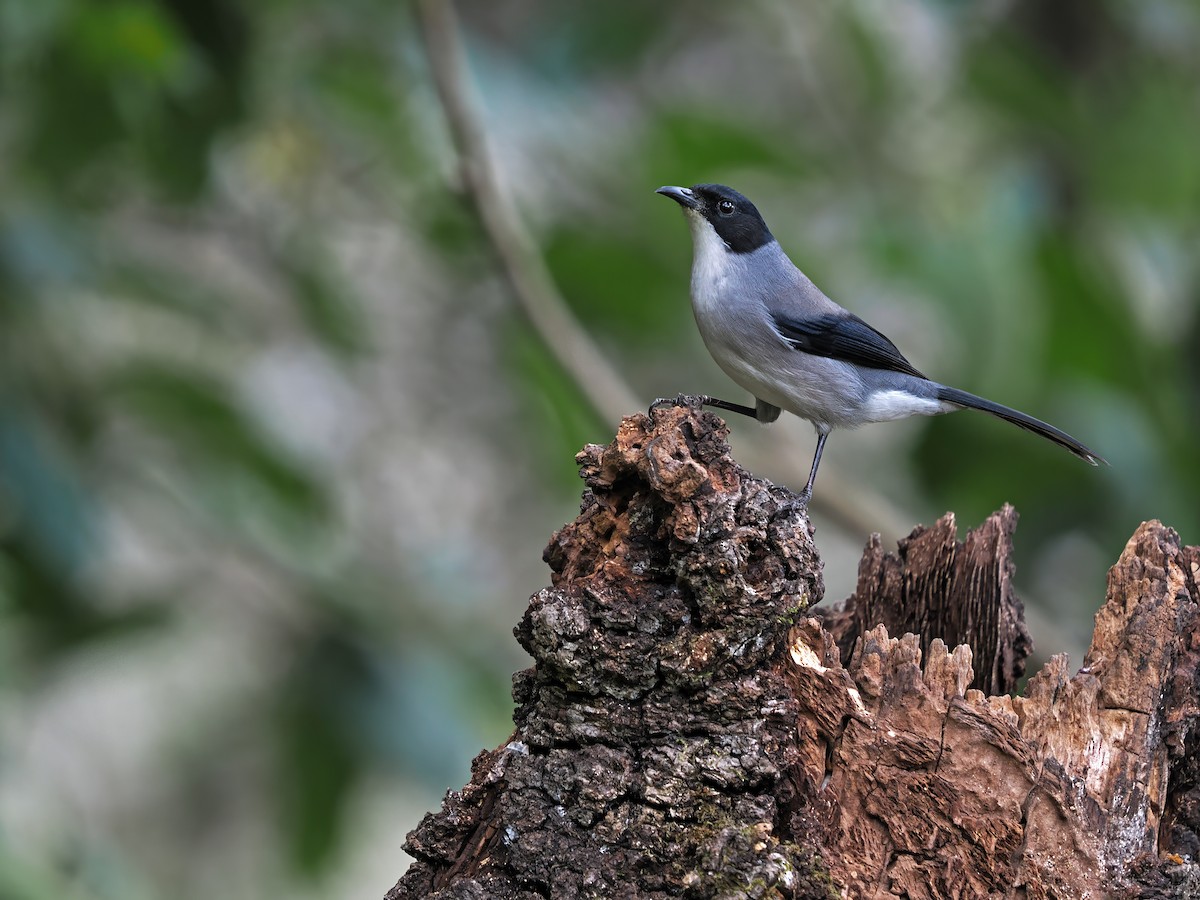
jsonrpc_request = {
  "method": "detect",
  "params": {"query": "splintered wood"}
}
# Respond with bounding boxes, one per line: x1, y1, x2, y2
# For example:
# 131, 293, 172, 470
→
388, 404, 1200, 900
789, 521, 1200, 898
820, 506, 1032, 697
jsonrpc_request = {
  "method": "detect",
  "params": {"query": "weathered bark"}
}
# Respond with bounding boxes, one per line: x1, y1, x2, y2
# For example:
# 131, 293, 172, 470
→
818, 505, 1032, 697
388, 404, 1200, 899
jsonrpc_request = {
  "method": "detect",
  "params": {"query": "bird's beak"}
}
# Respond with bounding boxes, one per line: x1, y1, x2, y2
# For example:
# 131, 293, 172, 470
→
656, 185, 698, 210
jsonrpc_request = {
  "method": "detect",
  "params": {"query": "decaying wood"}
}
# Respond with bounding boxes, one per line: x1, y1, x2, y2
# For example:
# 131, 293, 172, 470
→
387, 404, 1200, 899
818, 506, 1033, 696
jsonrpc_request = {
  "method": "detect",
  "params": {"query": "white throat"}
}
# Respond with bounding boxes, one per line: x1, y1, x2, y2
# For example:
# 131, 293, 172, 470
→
686, 211, 735, 305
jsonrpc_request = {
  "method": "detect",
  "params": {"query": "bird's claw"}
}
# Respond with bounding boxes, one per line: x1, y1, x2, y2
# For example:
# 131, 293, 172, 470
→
649, 394, 708, 415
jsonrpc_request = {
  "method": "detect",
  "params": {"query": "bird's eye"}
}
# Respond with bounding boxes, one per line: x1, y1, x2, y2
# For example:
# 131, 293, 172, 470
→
717, 199, 736, 216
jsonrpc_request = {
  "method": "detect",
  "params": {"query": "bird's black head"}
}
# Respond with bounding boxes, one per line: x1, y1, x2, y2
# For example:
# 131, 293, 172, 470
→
655, 183, 774, 253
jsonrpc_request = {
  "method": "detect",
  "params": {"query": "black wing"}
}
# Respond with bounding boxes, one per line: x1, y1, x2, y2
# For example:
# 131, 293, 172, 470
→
772, 311, 928, 380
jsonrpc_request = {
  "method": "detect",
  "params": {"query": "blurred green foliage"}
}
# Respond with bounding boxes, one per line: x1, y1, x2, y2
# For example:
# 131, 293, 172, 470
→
1, 0, 1198, 896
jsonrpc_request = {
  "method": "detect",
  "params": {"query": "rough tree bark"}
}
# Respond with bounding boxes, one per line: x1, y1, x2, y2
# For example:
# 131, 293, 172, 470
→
388, 404, 1200, 899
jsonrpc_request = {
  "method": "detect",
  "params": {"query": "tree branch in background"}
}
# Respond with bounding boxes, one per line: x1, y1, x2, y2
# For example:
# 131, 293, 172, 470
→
414, 0, 641, 424
414, 0, 911, 541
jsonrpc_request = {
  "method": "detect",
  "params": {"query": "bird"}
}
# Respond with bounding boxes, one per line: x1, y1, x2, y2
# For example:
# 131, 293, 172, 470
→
655, 182, 1105, 505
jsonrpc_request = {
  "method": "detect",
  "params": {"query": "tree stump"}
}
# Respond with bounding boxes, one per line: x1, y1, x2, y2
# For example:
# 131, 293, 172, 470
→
387, 404, 1200, 899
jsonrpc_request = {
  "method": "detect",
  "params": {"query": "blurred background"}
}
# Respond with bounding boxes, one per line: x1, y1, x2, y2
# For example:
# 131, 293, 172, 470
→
1, 0, 1197, 896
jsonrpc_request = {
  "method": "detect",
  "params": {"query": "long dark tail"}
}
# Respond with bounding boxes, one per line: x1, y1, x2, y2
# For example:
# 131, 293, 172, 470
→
936, 385, 1106, 466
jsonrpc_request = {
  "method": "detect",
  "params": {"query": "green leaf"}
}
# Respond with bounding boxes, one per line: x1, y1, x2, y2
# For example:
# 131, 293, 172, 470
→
281, 249, 370, 358
648, 111, 808, 175
503, 317, 608, 494
68, 1, 187, 81
544, 226, 685, 345
102, 363, 330, 527
0, 405, 96, 575
275, 632, 365, 874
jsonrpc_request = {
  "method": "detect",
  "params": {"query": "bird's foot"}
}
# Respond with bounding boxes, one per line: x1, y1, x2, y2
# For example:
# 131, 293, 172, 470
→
649, 394, 708, 414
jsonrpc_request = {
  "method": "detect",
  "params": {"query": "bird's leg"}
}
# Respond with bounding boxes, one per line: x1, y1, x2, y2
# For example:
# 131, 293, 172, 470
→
699, 396, 758, 419
796, 431, 829, 506
649, 395, 757, 419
